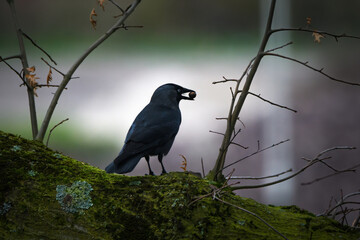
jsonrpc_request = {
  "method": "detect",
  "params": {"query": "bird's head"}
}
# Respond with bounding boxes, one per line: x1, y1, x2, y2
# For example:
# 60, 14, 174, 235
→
150, 83, 196, 106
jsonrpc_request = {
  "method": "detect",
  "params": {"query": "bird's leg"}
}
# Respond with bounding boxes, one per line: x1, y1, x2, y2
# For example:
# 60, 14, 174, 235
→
158, 154, 167, 175
145, 156, 154, 176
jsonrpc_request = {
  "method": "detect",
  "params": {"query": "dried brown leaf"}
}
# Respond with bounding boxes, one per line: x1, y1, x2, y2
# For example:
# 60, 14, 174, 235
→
25, 74, 39, 88
180, 154, 187, 171
47, 67, 53, 85
33, 87, 38, 97
98, 0, 105, 11
26, 66, 36, 73
312, 31, 324, 43
90, 8, 97, 30
25, 73, 39, 97
306, 17, 312, 25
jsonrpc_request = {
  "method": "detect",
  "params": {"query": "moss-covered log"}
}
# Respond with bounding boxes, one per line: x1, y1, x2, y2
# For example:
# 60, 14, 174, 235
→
0, 131, 359, 239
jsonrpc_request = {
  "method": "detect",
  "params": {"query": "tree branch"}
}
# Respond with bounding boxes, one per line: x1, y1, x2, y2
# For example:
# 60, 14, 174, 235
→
263, 52, 360, 86
270, 28, 360, 42
240, 91, 297, 113
35, 0, 142, 141
41, 57, 65, 76
214, 196, 289, 240
229, 168, 292, 180
209, 0, 277, 181
0, 56, 29, 88
0, 54, 21, 61
220, 139, 290, 174
7, 0, 38, 139
21, 31, 57, 65
301, 162, 360, 186
46, 118, 69, 147
231, 146, 355, 191
108, 0, 125, 14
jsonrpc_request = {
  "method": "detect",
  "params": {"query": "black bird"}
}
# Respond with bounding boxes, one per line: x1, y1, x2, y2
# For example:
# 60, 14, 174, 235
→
105, 83, 196, 175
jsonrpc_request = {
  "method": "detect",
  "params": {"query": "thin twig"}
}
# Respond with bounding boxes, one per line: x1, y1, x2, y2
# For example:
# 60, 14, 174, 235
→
46, 118, 69, 146
37, 84, 68, 89
36, 0, 142, 141
229, 168, 292, 180
0, 56, 28, 87
213, 76, 238, 84
201, 157, 205, 178
231, 146, 355, 191
241, 91, 297, 113
263, 52, 360, 86
108, 0, 125, 13
220, 139, 290, 173
40, 57, 65, 76
187, 181, 240, 207
215, 197, 289, 240
265, 41, 293, 53
270, 28, 360, 42
230, 142, 248, 149
115, 25, 143, 30
21, 30, 57, 65
302, 162, 360, 186
209, 130, 225, 136
0, 54, 21, 61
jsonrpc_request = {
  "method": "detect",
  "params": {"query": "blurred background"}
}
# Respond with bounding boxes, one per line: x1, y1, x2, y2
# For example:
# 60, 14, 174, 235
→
1, 0, 359, 216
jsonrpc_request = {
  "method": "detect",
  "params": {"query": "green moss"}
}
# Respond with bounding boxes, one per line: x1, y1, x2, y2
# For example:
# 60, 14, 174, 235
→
0, 130, 359, 239
56, 180, 93, 214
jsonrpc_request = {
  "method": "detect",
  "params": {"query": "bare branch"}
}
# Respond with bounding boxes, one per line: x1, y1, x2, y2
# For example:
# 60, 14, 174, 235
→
213, 76, 238, 84
108, 0, 125, 14
210, 0, 277, 181
230, 142, 248, 149
214, 197, 289, 240
240, 91, 297, 113
270, 28, 360, 42
36, 0, 142, 141
231, 146, 356, 191
263, 52, 360, 86
37, 84, 68, 89
7, 0, 38, 139
114, 25, 143, 30
201, 157, 205, 178
0, 56, 28, 87
229, 168, 292, 180
301, 162, 360, 186
220, 139, 290, 173
41, 57, 65, 76
0, 54, 21, 61
265, 41, 293, 53
209, 130, 225, 136
46, 118, 69, 147
188, 181, 240, 207
21, 30, 57, 65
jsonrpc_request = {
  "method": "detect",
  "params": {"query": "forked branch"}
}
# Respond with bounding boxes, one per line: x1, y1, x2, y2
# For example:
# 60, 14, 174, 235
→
35, 0, 142, 141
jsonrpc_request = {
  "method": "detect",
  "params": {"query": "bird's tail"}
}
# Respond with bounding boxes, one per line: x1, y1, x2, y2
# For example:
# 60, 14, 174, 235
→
105, 154, 142, 174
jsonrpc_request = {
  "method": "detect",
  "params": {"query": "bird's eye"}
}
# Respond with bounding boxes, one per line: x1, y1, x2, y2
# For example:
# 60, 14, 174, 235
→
177, 88, 182, 93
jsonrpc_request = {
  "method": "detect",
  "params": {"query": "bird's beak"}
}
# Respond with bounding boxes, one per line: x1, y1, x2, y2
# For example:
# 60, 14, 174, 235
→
181, 88, 196, 100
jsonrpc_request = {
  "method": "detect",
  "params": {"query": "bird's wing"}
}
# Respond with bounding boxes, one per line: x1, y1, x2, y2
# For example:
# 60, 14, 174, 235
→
115, 103, 181, 162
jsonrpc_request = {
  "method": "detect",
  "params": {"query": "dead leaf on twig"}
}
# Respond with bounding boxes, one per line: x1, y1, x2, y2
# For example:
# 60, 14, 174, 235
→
25, 73, 39, 97
26, 66, 36, 73
98, 0, 106, 11
90, 8, 97, 30
306, 17, 312, 26
180, 154, 187, 171
47, 67, 53, 85
312, 31, 324, 43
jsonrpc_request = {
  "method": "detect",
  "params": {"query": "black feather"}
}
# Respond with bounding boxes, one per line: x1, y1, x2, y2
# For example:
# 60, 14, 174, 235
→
105, 83, 195, 175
